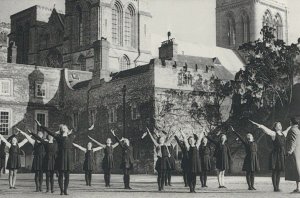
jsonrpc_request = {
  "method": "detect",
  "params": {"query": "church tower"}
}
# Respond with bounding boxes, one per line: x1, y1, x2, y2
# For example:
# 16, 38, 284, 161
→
63, 0, 152, 78
216, 0, 288, 49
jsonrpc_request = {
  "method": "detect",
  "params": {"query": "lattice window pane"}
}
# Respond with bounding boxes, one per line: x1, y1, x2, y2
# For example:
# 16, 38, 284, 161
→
36, 83, 46, 98
0, 80, 10, 95
0, 111, 9, 135
120, 55, 130, 71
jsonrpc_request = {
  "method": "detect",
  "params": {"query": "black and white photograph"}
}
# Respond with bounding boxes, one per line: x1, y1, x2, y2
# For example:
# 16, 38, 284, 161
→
0, 0, 300, 197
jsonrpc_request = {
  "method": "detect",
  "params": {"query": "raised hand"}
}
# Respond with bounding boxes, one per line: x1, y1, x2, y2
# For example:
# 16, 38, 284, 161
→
110, 129, 116, 136
229, 126, 235, 132
146, 127, 151, 134
27, 129, 33, 134
35, 119, 42, 127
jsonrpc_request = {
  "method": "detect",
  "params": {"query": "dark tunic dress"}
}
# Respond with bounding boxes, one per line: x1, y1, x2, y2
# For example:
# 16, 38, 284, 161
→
114, 136, 134, 170
83, 150, 94, 171
30, 133, 58, 171
233, 131, 260, 172
31, 142, 46, 172
167, 145, 176, 170
155, 145, 171, 172
269, 134, 285, 171
102, 146, 114, 171
207, 136, 231, 171
199, 145, 211, 172
188, 146, 202, 174
175, 136, 189, 172
0, 142, 6, 167
6, 145, 21, 170
41, 126, 75, 171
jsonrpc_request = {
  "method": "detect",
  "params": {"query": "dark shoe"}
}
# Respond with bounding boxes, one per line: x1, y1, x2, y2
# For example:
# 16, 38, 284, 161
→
51, 190, 55, 193
293, 189, 299, 193
219, 186, 222, 188
252, 186, 256, 190
64, 191, 68, 195
248, 187, 253, 190
204, 185, 208, 188
60, 192, 64, 195
46, 189, 49, 193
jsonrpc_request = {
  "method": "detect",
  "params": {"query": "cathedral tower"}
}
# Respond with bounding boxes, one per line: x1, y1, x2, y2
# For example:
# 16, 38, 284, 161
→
216, 0, 288, 49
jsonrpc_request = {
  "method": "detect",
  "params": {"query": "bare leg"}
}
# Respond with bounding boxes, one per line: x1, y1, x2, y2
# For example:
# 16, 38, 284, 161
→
221, 171, 225, 187
12, 170, 17, 188
8, 170, 13, 188
217, 169, 221, 187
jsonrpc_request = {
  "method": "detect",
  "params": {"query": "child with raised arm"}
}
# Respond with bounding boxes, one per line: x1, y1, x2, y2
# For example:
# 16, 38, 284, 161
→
88, 135, 119, 187
250, 120, 290, 192
174, 132, 189, 187
111, 129, 134, 189
146, 127, 175, 191
36, 120, 75, 195
206, 133, 231, 189
73, 142, 102, 186
199, 137, 211, 188
27, 129, 58, 193
17, 128, 46, 192
0, 134, 16, 177
0, 133, 28, 189
230, 126, 260, 190
180, 130, 203, 193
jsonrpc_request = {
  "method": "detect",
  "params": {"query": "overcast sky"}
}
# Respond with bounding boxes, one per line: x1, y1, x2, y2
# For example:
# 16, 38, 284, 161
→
1, 0, 300, 47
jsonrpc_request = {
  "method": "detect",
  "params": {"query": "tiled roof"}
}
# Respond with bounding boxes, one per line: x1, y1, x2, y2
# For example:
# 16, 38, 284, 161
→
110, 64, 151, 80
72, 80, 91, 90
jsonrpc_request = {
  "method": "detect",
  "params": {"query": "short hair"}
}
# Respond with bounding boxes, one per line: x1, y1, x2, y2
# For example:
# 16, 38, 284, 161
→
290, 117, 299, 125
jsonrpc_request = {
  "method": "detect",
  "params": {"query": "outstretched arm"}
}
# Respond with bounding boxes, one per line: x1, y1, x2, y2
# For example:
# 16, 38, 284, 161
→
195, 132, 204, 148
35, 120, 58, 139
92, 146, 103, 152
174, 135, 184, 150
250, 120, 276, 138
73, 143, 87, 152
0, 134, 11, 148
111, 130, 125, 149
88, 136, 106, 148
230, 126, 247, 145
146, 127, 159, 147
180, 131, 190, 151
16, 128, 35, 145
18, 138, 28, 148
28, 130, 47, 144
282, 126, 292, 137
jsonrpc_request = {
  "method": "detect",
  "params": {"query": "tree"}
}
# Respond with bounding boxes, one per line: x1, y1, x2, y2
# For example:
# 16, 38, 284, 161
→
233, 26, 300, 123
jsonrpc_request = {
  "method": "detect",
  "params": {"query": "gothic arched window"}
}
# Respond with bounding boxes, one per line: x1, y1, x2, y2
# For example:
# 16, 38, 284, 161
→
226, 13, 236, 46
263, 10, 273, 27
274, 14, 283, 40
241, 13, 250, 43
77, 6, 83, 46
120, 55, 130, 71
125, 5, 136, 48
112, 1, 123, 46
78, 55, 86, 71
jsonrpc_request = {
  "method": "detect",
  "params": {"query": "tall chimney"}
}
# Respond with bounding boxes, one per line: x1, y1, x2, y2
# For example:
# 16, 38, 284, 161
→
158, 39, 178, 61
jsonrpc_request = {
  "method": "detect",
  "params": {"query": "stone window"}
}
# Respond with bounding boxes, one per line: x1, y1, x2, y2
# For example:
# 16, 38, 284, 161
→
0, 110, 10, 135
241, 13, 250, 43
78, 55, 86, 71
108, 107, 117, 123
0, 79, 12, 96
89, 109, 96, 126
35, 110, 48, 132
120, 55, 130, 71
226, 13, 236, 46
72, 111, 79, 131
263, 10, 273, 27
131, 103, 140, 120
77, 6, 84, 46
178, 69, 193, 86
274, 14, 283, 40
35, 82, 47, 98
125, 5, 136, 48
112, 1, 123, 46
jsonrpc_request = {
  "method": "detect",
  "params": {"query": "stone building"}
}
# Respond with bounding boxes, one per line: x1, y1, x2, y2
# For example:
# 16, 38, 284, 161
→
8, 0, 152, 77
1, 0, 294, 173
216, 0, 288, 49
0, 22, 10, 63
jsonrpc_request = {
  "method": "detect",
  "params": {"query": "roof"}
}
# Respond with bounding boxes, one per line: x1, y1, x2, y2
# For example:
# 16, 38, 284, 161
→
72, 79, 91, 90
110, 64, 151, 80
151, 34, 245, 74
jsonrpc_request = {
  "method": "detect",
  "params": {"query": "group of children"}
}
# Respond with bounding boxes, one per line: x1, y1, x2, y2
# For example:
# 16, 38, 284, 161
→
0, 118, 295, 194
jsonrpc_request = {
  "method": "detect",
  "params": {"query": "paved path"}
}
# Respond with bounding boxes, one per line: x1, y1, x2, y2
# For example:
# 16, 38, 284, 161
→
0, 174, 299, 197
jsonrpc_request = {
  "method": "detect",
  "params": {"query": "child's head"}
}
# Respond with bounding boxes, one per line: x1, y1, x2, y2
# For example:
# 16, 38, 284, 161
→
188, 136, 195, 146
11, 137, 18, 145
272, 122, 282, 132
202, 137, 208, 145
158, 136, 165, 144
123, 138, 130, 146
106, 138, 112, 145
87, 142, 92, 150
220, 134, 227, 142
59, 124, 69, 136
37, 131, 44, 138
246, 133, 254, 142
